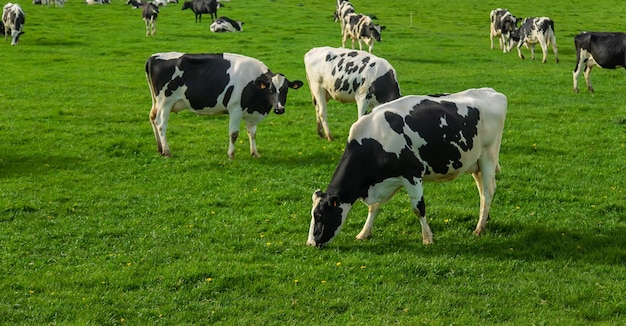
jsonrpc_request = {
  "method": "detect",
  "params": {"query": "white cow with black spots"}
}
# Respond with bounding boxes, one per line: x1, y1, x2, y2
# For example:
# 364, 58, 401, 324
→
507, 17, 559, 63
304, 46, 401, 141
307, 88, 507, 248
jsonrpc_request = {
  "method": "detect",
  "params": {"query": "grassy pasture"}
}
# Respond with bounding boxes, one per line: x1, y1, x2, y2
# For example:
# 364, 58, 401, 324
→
0, 0, 625, 324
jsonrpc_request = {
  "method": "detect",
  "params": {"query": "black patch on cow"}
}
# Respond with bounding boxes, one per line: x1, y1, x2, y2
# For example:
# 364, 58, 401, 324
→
222, 85, 234, 107
404, 99, 480, 174
325, 53, 338, 62
384, 111, 404, 134
241, 72, 273, 115
574, 32, 626, 69
347, 51, 358, 57
149, 54, 231, 109
369, 70, 402, 104
326, 138, 425, 204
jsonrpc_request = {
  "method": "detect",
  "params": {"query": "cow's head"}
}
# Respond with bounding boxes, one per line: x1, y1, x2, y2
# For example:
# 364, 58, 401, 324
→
307, 190, 350, 248
253, 74, 303, 114
181, 1, 192, 10
362, 24, 385, 42
10, 30, 24, 46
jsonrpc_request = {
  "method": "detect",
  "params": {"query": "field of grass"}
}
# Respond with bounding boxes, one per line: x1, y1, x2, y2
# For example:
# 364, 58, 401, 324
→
0, 0, 624, 324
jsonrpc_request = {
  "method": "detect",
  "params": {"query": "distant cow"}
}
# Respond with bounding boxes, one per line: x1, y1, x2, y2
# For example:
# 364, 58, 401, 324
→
334, 0, 354, 34
307, 88, 507, 248
181, 0, 217, 23
210, 16, 243, 32
573, 31, 626, 93
2, 3, 24, 46
341, 13, 385, 53
489, 8, 517, 52
508, 17, 559, 63
304, 46, 401, 141
142, 2, 159, 36
126, 0, 144, 8
145, 52, 303, 159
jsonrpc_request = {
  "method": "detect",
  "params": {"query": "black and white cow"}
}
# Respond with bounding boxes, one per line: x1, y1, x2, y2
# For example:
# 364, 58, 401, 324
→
126, 0, 143, 8
489, 8, 517, 52
142, 2, 159, 36
2, 3, 24, 46
341, 13, 385, 53
145, 52, 303, 159
572, 32, 626, 93
334, 0, 354, 34
209, 16, 243, 32
304, 46, 401, 141
181, 0, 217, 23
307, 88, 507, 248
507, 17, 559, 63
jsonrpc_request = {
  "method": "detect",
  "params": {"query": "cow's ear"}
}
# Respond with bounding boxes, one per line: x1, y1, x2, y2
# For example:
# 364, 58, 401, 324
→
289, 80, 304, 89
254, 79, 269, 90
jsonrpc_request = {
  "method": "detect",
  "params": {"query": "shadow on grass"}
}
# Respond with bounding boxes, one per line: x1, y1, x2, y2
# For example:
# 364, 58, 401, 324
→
334, 221, 626, 266
0, 153, 84, 178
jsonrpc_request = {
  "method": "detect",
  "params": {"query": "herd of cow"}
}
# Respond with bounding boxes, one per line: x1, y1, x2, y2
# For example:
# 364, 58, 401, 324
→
489, 7, 626, 93
2, 1, 624, 248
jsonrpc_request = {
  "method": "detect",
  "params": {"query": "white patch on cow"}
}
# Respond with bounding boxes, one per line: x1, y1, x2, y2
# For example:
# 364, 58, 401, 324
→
172, 66, 184, 80
439, 116, 448, 128
154, 52, 185, 61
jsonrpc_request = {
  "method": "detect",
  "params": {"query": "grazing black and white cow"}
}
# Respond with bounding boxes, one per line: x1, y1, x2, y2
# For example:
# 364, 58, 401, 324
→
489, 8, 517, 52
126, 0, 141, 8
145, 52, 303, 159
572, 31, 626, 93
342, 13, 385, 53
334, 0, 354, 34
142, 2, 159, 36
307, 88, 507, 248
507, 17, 559, 63
181, 0, 217, 23
209, 16, 243, 32
2, 3, 24, 46
304, 46, 401, 141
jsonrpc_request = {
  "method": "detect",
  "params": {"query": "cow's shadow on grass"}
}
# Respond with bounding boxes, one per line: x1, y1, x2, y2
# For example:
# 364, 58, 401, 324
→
332, 221, 626, 266
0, 153, 84, 178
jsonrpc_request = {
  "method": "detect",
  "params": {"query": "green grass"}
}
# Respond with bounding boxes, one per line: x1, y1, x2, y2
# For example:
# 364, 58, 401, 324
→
0, 0, 625, 324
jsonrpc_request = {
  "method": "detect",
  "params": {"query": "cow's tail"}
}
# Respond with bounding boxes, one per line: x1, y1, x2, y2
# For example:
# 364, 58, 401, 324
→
145, 57, 158, 119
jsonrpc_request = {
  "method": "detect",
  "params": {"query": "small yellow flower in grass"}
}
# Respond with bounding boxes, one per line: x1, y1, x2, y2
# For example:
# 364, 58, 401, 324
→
120, 317, 126, 323
321, 280, 327, 284
294, 279, 299, 284
28, 290, 34, 294
211, 211, 216, 215
206, 278, 213, 282
266, 242, 271, 246
335, 262, 341, 266
360, 265, 366, 269
127, 262, 132, 266
444, 219, 450, 224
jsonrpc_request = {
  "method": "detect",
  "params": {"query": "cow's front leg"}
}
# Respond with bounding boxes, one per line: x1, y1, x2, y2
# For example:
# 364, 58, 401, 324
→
246, 124, 261, 158
228, 130, 239, 160
356, 203, 379, 240
517, 44, 525, 60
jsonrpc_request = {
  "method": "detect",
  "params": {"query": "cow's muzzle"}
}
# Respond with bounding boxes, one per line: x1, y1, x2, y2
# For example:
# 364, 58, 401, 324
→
274, 106, 285, 114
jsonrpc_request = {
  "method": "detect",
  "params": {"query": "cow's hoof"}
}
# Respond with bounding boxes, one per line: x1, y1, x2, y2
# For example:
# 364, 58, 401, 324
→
251, 152, 261, 158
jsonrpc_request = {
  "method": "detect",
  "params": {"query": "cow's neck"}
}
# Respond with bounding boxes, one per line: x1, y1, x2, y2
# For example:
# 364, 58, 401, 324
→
326, 147, 370, 206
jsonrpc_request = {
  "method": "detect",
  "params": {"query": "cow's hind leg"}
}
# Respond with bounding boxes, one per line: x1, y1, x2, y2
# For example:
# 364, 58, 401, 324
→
355, 203, 379, 240
149, 103, 172, 157
472, 167, 497, 236
584, 66, 594, 93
